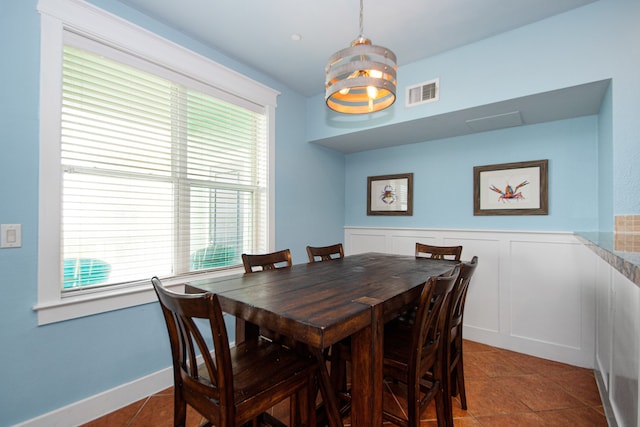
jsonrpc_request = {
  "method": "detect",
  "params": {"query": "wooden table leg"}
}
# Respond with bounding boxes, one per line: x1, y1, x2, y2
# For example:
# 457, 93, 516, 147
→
350, 302, 384, 427
234, 317, 259, 344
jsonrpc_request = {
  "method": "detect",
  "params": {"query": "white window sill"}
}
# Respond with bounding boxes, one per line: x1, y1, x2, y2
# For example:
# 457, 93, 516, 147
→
33, 267, 244, 325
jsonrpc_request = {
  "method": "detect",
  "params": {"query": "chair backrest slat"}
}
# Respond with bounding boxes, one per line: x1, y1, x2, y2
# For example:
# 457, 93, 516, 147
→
242, 249, 292, 273
306, 243, 344, 263
449, 256, 478, 336
415, 243, 462, 261
411, 265, 459, 377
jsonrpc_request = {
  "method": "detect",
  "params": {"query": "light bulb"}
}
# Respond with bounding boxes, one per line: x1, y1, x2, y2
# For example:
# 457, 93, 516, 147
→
369, 69, 383, 79
339, 88, 350, 95
367, 85, 378, 99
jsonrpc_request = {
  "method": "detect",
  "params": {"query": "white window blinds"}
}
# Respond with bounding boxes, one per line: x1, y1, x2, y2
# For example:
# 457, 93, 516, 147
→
61, 45, 268, 293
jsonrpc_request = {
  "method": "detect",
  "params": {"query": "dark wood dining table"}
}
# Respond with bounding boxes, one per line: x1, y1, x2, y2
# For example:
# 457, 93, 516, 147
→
185, 252, 458, 427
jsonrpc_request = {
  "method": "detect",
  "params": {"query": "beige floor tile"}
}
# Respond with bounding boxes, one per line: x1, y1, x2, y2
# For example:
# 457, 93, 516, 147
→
474, 412, 546, 426
464, 378, 533, 416
492, 374, 585, 411
535, 407, 608, 426
550, 369, 604, 406
79, 399, 145, 427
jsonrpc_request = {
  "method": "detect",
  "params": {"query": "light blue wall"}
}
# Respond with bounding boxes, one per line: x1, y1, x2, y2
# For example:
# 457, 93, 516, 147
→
0, 0, 343, 425
309, 0, 639, 219
273, 91, 346, 263
345, 117, 599, 230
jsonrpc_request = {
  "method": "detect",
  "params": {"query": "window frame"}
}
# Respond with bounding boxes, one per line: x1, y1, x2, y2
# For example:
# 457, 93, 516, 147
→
35, 0, 278, 325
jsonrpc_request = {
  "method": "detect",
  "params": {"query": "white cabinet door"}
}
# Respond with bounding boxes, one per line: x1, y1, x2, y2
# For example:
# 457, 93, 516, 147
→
610, 268, 639, 427
595, 255, 613, 391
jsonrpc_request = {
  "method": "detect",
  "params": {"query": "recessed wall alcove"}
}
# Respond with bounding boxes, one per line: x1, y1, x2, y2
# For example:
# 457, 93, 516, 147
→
309, 79, 610, 154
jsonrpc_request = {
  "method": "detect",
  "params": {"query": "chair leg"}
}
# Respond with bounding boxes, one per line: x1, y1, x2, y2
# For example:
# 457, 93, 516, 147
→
438, 364, 454, 427
290, 391, 299, 426
457, 350, 467, 410
313, 349, 343, 427
407, 381, 421, 427
173, 388, 187, 427
291, 378, 316, 427
451, 336, 467, 410
434, 385, 452, 427
449, 348, 459, 397
442, 369, 454, 427
449, 367, 458, 397
306, 374, 317, 427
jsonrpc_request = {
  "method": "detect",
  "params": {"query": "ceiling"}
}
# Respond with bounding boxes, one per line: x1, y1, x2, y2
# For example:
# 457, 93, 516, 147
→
116, 0, 598, 97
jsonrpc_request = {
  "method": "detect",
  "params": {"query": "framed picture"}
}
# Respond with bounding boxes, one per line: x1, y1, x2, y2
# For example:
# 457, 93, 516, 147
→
474, 160, 548, 216
367, 173, 413, 216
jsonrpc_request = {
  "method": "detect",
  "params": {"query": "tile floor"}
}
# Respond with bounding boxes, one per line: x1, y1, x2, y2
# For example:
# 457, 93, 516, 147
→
81, 340, 608, 427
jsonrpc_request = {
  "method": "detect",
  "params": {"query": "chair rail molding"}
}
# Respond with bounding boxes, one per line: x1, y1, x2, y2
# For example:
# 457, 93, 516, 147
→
344, 226, 597, 368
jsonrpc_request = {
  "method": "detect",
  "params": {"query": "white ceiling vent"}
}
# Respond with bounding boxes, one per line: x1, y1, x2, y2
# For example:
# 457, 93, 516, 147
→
406, 78, 439, 107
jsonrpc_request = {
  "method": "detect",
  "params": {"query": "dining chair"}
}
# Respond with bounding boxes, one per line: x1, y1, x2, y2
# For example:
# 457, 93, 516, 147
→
395, 243, 462, 328
242, 249, 292, 273
151, 276, 320, 427
328, 264, 461, 420
241, 249, 295, 348
305, 243, 346, 414
415, 243, 463, 261
382, 267, 460, 427
446, 256, 478, 410
306, 243, 344, 263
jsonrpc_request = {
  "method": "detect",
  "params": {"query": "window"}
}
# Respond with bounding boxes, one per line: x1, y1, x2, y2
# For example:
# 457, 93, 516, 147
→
36, 0, 277, 324
61, 44, 267, 290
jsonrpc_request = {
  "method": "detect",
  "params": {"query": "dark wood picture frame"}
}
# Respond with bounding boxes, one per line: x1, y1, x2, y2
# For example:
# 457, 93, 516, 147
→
367, 173, 413, 216
474, 160, 548, 216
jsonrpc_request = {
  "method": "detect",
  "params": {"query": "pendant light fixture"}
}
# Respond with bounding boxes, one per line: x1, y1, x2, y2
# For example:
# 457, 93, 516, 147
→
325, 0, 397, 114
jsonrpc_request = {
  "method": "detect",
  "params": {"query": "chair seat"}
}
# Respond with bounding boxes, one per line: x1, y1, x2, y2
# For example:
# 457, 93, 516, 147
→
382, 324, 439, 377
186, 339, 318, 425
229, 339, 316, 407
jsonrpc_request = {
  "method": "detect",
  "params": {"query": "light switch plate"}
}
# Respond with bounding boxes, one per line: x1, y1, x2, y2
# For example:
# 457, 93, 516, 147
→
1, 224, 22, 248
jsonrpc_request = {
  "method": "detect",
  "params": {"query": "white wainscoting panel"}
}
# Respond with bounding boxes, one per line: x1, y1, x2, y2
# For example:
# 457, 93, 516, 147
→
344, 226, 598, 368
347, 230, 388, 254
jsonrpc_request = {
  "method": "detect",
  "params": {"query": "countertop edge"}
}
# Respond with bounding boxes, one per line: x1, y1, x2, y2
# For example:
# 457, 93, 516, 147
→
574, 232, 640, 288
